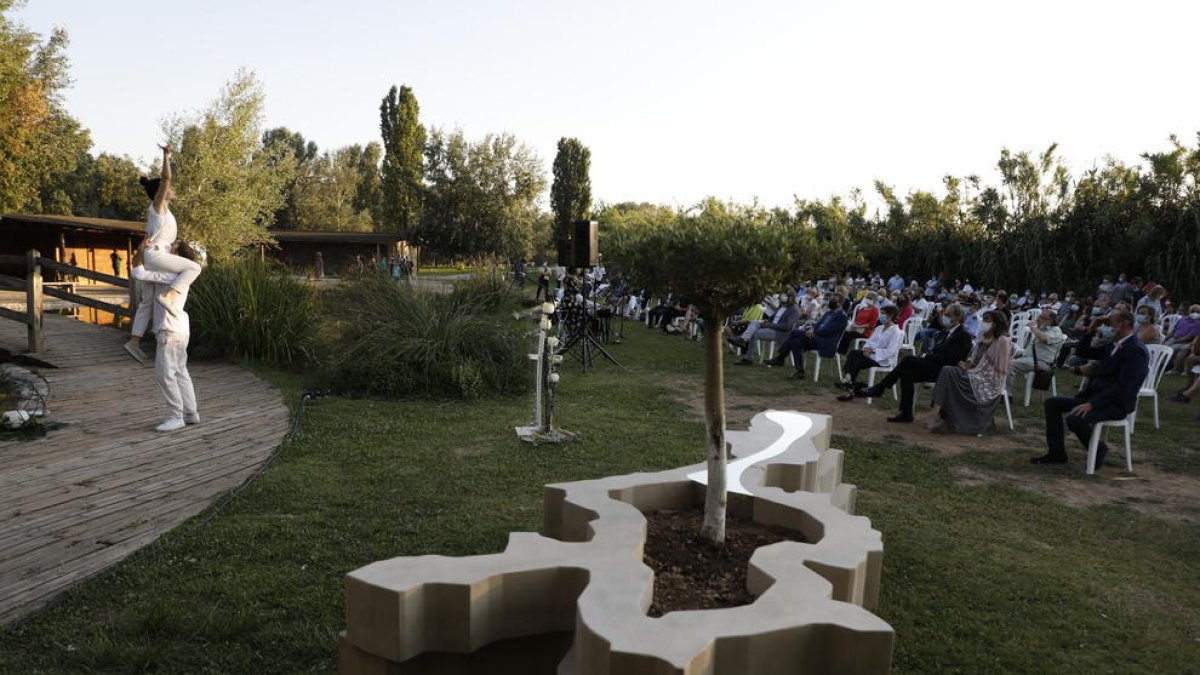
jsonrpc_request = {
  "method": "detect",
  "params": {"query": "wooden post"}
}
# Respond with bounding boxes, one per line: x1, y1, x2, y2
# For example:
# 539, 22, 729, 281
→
27, 249, 44, 353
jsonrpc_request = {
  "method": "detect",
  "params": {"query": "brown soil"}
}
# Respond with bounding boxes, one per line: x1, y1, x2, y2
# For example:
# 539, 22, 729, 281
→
642, 507, 801, 617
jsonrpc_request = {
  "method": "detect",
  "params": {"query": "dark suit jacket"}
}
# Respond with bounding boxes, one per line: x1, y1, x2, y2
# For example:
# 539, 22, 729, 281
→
926, 325, 974, 369
1082, 335, 1150, 418
810, 309, 849, 358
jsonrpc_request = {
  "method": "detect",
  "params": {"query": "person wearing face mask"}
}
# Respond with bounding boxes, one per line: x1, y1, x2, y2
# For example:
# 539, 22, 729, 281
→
1033, 310, 1149, 469
927, 310, 1012, 434
840, 291, 881, 353
1166, 304, 1200, 373
851, 303, 975, 422
836, 304, 903, 396
768, 297, 849, 378
1135, 306, 1163, 345
1008, 308, 1067, 395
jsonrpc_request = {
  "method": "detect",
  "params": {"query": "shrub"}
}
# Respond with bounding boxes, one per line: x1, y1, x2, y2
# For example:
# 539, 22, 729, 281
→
188, 257, 317, 367
322, 275, 525, 399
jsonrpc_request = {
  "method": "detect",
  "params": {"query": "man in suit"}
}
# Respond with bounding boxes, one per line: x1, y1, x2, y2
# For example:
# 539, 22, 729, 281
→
734, 292, 801, 365
1032, 310, 1149, 468
853, 303, 974, 423
768, 298, 848, 379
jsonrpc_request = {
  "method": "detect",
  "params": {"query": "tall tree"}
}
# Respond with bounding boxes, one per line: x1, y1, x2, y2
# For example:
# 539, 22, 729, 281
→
290, 146, 374, 232
163, 68, 294, 260
0, 3, 91, 213
550, 137, 592, 263
421, 128, 546, 260
379, 85, 425, 237
261, 127, 318, 229
611, 199, 792, 544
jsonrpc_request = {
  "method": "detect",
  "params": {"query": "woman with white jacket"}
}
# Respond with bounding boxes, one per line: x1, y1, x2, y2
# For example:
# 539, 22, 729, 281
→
837, 305, 903, 395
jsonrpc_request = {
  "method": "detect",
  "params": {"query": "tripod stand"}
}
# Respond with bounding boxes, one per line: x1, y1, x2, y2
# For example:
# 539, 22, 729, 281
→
558, 273, 619, 372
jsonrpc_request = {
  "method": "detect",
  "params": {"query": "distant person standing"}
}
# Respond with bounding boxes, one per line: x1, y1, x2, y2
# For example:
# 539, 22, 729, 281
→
110, 251, 122, 277
314, 251, 325, 279
68, 253, 78, 282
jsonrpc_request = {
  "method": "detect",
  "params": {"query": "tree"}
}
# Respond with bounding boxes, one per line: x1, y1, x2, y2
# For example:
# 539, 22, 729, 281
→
348, 142, 383, 224
262, 127, 318, 229
290, 146, 374, 232
610, 199, 792, 543
163, 68, 294, 261
379, 85, 425, 237
421, 128, 546, 260
550, 138, 592, 262
64, 152, 145, 220
0, 4, 91, 213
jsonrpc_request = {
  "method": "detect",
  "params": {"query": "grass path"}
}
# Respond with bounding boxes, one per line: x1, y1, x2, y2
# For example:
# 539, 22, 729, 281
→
0, 324, 1197, 673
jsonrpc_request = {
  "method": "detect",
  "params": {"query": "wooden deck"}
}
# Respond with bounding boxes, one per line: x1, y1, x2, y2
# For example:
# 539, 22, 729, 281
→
0, 314, 290, 624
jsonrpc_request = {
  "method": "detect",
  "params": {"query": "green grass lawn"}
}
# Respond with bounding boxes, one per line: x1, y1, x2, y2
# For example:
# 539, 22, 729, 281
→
1, 324, 1198, 673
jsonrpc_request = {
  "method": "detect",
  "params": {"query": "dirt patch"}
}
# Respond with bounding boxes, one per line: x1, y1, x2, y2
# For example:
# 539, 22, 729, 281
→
664, 372, 1200, 525
643, 507, 800, 617
950, 465, 1200, 525
666, 374, 1043, 456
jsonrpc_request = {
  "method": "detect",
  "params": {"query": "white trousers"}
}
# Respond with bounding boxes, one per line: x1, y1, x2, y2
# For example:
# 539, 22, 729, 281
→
143, 248, 201, 294
131, 281, 159, 338
156, 330, 197, 421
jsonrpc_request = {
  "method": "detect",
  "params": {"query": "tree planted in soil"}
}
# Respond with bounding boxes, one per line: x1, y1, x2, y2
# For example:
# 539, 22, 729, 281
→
611, 199, 791, 543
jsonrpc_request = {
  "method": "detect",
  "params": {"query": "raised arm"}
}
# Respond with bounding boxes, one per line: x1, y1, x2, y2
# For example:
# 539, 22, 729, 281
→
153, 144, 173, 214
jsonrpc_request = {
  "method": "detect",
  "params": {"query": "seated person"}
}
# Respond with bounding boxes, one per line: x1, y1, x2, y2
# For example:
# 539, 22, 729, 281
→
647, 294, 685, 330
914, 305, 944, 355
1167, 304, 1200, 372
724, 299, 768, 345
733, 293, 801, 365
839, 291, 881, 353
894, 295, 914, 329
1168, 354, 1200, 403
767, 298, 848, 378
836, 305, 902, 395
928, 310, 1012, 434
1033, 310, 1149, 468
851, 303, 975, 423
1007, 308, 1067, 394
1135, 305, 1164, 345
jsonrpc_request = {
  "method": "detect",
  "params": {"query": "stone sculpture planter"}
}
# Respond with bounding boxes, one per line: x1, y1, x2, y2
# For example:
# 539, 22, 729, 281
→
340, 410, 893, 674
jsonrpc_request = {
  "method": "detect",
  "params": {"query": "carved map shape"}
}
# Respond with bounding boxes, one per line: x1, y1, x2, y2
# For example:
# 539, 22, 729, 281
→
340, 411, 893, 674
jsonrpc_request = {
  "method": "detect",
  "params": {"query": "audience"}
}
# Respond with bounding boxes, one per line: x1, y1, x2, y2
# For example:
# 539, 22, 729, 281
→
767, 297, 848, 379
836, 305, 902, 395
1008, 308, 1067, 394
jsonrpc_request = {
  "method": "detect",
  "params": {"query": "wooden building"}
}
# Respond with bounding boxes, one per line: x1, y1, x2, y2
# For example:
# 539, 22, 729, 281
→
0, 213, 410, 279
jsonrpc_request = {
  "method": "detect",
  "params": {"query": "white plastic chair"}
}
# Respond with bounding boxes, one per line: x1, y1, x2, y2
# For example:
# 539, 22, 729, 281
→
898, 318, 925, 357
999, 389, 1014, 431
1135, 344, 1174, 431
1086, 411, 1135, 475
1160, 313, 1182, 337
811, 351, 843, 383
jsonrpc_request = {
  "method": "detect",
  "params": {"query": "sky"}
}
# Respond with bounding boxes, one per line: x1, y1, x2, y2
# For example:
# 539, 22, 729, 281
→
13, 0, 1200, 212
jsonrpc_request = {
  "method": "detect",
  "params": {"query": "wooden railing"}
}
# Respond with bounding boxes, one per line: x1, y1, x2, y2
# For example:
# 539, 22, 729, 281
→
0, 249, 134, 353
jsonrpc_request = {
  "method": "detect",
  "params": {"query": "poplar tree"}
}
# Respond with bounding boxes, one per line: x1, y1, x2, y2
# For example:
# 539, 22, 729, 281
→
379, 85, 425, 238
550, 137, 592, 263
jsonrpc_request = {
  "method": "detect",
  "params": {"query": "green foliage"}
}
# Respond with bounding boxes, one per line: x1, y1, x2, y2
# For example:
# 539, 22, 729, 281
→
187, 257, 317, 368
163, 69, 294, 261
0, 7, 91, 213
322, 275, 525, 399
379, 85, 425, 237
611, 198, 793, 320
420, 129, 547, 259
550, 137, 592, 259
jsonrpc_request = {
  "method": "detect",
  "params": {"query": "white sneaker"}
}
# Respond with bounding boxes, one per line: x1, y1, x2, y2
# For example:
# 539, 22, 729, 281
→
155, 418, 186, 432
184, 413, 201, 425
123, 341, 148, 365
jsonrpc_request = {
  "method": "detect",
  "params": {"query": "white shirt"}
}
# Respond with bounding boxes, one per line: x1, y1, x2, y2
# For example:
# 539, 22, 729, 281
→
131, 265, 189, 335
145, 205, 177, 248
865, 323, 903, 368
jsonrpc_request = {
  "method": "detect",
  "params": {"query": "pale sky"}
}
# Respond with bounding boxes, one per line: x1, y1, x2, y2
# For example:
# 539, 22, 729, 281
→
14, 0, 1200, 211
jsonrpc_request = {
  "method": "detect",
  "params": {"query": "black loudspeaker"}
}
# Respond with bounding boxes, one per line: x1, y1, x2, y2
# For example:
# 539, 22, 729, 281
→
569, 220, 598, 268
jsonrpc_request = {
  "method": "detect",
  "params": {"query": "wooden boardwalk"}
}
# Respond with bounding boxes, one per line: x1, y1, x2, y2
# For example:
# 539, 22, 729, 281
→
0, 314, 290, 624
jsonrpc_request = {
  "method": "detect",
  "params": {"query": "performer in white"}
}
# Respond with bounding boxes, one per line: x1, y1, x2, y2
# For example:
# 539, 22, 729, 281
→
130, 243, 201, 432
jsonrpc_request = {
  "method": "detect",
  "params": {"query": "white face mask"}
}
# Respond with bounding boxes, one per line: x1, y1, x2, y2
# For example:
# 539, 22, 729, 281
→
981, 321, 994, 334
1191, 312, 1200, 320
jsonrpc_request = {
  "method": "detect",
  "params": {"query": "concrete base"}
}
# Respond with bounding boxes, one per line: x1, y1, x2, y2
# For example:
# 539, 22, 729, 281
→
342, 410, 893, 674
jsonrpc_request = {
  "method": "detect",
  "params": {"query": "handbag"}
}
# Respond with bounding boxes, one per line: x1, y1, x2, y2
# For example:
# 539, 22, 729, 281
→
1030, 341, 1054, 391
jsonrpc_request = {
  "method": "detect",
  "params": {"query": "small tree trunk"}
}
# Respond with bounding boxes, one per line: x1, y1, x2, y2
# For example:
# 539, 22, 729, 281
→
700, 310, 727, 544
